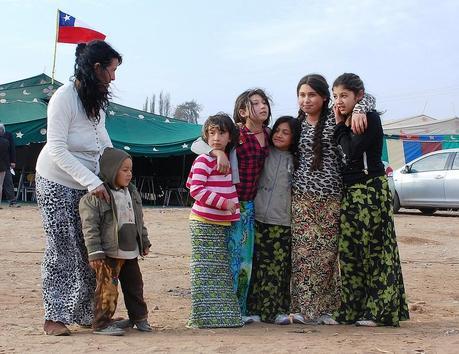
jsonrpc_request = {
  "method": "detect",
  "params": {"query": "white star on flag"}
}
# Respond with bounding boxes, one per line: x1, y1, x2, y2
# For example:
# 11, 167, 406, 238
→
64, 14, 71, 21
109, 110, 115, 116
16, 132, 24, 139
182, 143, 189, 149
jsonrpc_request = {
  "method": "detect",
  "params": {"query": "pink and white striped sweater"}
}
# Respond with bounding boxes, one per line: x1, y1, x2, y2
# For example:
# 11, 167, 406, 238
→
186, 154, 240, 222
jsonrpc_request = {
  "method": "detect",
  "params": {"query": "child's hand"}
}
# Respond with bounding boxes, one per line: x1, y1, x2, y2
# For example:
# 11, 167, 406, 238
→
89, 259, 104, 269
333, 105, 345, 125
143, 247, 150, 256
211, 150, 230, 175
226, 201, 237, 214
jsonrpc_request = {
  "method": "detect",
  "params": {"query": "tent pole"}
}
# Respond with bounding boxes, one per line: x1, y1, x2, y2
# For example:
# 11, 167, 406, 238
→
51, 9, 60, 84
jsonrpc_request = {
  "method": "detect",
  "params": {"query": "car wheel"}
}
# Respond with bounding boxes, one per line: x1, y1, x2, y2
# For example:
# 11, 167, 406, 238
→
419, 208, 437, 215
393, 192, 400, 213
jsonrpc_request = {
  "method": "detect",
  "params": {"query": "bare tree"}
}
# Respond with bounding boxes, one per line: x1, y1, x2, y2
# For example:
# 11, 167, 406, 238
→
159, 91, 172, 117
143, 97, 149, 112
173, 100, 202, 124
150, 94, 156, 114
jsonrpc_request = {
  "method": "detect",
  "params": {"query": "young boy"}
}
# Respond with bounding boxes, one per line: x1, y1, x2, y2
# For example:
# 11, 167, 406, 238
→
79, 147, 152, 336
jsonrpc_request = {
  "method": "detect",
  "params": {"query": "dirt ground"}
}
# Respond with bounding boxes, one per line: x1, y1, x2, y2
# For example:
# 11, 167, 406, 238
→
0, 205, 458, 354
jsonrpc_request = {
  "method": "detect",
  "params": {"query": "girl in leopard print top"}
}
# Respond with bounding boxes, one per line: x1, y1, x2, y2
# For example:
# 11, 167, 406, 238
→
290, 74, 375, 324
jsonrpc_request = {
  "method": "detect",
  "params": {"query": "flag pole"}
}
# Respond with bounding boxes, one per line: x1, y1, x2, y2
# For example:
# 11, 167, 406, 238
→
51, 9, 60, 84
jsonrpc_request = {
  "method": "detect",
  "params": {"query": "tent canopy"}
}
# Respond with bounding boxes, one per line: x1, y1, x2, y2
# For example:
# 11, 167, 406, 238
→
0, 74, 202, 157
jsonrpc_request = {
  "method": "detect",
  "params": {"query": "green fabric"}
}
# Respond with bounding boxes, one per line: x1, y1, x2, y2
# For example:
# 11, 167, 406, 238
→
188, 220, 243, 328
381, 137, 388, 162
247, 221, 291, 323
333, 176, 409, 326
0, 74, 202, 156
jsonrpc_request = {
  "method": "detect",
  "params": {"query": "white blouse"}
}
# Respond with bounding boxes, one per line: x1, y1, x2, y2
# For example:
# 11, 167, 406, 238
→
36, 82, 112, 191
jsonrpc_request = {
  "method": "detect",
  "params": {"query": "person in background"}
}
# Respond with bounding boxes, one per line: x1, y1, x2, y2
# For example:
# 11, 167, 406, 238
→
186, 113, 243, 328
0, 123, 19, 207
80, 148, 152, 336
246, 116, 296, 325
0, 123, 10, 208
35, 40, 122, 336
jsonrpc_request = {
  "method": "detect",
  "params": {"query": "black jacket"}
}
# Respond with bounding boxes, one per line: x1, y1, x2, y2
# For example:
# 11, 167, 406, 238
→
334, 111, 385, 185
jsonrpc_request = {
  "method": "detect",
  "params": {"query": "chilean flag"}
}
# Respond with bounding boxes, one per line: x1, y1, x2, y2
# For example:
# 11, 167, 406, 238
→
57, 10, 106, 44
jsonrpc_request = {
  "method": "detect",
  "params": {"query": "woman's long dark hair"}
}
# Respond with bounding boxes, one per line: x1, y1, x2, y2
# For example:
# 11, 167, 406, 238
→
296, 74, 330, 171
74, 40, 122, 123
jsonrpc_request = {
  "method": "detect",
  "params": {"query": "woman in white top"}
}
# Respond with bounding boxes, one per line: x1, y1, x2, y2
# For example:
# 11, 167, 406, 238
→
35, 40, 122, 336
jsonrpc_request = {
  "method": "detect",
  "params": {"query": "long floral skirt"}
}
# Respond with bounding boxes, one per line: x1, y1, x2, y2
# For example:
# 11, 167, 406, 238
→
247, 221, 291, 323
188, 220, 243, 328
36, 174, 95, 325
291, 191, 341, 320
333, 176, 410, 326
227, 200, 255, 315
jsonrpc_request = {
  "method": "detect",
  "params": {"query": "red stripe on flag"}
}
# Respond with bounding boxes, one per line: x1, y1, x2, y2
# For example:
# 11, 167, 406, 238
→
58, 27, 106, 44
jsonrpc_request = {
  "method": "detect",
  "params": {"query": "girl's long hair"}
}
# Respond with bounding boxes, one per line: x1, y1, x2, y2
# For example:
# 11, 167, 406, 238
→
296, 74, 330, 171
233, 88, 272, 127
74, 40, 122, 123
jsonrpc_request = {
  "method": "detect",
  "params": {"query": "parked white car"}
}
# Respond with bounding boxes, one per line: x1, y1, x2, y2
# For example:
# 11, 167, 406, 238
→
392, 148, 459, 214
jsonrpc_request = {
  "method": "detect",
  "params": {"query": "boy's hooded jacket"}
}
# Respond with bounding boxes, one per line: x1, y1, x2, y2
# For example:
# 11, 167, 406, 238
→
79, 148, 151, 261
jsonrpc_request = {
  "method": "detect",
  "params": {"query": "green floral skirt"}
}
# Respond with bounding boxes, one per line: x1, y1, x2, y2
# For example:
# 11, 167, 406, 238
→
246, 221, 291, 323
188, 220, 243, 328
333, 176, 409, 326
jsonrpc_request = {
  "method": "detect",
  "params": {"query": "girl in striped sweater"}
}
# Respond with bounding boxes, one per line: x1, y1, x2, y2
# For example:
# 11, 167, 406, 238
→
186, 113, 243, 328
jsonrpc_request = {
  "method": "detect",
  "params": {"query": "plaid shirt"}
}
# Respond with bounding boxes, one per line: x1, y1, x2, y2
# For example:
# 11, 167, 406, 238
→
236, 126, 270, 201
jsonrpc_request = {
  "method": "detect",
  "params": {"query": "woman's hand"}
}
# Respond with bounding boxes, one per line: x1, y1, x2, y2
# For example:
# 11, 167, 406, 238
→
89, 259, 104, 270
351, 113, 368, 135
142, 247, 150, 256
90, 184, 110, 203
211, 150, 230, 175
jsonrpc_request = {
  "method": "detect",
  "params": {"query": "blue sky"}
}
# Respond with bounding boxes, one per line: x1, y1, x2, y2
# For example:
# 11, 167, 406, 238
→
1, 0, 459, 123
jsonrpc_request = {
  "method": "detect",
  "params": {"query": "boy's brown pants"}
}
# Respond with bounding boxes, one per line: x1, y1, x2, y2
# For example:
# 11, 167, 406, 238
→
92, 257, 148, 330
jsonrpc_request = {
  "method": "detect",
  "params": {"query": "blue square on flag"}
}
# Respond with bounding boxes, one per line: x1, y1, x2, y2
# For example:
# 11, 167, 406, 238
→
59, 11, 76, 27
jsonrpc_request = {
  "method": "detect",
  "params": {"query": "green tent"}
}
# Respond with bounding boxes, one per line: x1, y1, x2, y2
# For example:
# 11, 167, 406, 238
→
0, 74, 202, 157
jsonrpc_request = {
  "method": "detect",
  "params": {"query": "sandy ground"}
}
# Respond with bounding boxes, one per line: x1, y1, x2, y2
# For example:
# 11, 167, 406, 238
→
0, 204, 458, 354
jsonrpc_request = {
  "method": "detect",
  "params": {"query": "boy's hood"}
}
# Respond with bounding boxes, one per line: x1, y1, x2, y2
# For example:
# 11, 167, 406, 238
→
99, 147, 131, 189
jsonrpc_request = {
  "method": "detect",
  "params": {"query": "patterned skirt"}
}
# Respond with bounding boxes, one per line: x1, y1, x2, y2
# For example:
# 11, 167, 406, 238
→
247, 221, 291, 323
188, 220, 243, 328
333, 176, 410, 326
36, 174, 95, 325
227, 200, 255, 315
291, 191, 341, 320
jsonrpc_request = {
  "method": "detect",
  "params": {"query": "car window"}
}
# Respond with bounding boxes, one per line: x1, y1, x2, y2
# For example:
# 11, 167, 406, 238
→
452, 153, 459, 170
410, 153, 449, 172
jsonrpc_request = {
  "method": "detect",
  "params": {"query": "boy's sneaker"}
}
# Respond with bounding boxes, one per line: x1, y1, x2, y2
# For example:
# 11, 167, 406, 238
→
274, 314, 291, 325
134, 319, 153, 332
317, 314, 339, 325
113, 319, 134, 329
114, 318, 152, 332
93, 325, 125, 336
355, 319, 378, 327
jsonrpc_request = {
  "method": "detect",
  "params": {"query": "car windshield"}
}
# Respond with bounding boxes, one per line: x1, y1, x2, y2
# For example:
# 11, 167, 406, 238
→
410, 153, 449, 173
